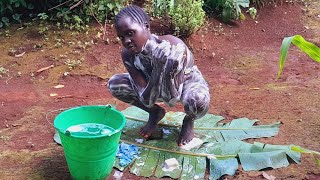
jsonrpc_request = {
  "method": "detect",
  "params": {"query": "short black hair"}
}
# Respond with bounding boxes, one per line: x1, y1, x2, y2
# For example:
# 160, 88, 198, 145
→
114, 5, 150, 28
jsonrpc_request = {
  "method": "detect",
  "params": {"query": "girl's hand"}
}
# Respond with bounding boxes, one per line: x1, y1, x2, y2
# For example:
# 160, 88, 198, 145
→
152, 41, 171, 64
143, 39, 171, 65
168, 43, 185, 62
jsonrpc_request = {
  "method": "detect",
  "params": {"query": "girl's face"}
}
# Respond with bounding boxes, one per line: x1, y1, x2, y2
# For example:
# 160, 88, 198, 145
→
115, 16, 150, 54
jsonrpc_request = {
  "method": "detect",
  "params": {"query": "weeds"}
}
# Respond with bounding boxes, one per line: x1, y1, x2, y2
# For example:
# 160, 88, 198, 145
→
65, 59, 83, 69
0, 66, 9, 77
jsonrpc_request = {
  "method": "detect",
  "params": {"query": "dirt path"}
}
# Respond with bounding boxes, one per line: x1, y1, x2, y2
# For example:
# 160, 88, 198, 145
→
0, 1, 319, 179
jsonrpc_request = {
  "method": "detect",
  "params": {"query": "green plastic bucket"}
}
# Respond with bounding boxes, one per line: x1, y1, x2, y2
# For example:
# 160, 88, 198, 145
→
54, 105, 126, 180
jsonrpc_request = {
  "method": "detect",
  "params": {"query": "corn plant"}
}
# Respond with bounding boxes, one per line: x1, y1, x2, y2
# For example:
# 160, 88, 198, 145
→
277, 35, 320, 79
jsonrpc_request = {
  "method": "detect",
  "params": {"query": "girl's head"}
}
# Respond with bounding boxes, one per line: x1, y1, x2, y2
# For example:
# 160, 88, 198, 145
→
114, 5, 151, 54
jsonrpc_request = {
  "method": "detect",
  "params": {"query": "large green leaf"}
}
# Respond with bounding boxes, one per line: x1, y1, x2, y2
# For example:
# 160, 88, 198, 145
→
251, 142, 300, 164
113, 106, 319, 179
198, 118, 280, 142
239, 151, 289, 171
128, 147, 207, 179
198, 140, 252, 155
209, 158, 238, 180
122, 106, 280, 143
277, 35, 320, 78
122, 106, 224, 128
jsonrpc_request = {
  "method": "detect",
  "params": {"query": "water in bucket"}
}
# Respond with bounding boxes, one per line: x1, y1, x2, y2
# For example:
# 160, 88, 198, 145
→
66, 123, 115, 137
54, 105, 126, 180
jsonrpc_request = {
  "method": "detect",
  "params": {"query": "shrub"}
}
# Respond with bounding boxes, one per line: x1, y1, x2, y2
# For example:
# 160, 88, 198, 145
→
151, 0, 205, 36
84, 0, 128, 22
0, 0, 35, 28
169, 0, 205, 36
0, 0, 128, 29
152, 0, 175, 16
203, 0, 250, 22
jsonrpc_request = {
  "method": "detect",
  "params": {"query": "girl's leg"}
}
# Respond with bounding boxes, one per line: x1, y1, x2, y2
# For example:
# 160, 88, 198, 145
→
179, 73, 210, 145
107, 73, 165, 138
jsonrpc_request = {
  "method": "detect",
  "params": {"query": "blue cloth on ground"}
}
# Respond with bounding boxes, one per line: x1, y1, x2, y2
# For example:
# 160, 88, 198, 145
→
116, 142, 139, 167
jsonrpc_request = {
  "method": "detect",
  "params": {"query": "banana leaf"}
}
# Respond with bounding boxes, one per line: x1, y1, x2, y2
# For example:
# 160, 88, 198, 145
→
200, 140, 302, 179
209, 158, 238, 180
122, 106, 280, 143
113, 106, 319, 179
277, 35, 320, 79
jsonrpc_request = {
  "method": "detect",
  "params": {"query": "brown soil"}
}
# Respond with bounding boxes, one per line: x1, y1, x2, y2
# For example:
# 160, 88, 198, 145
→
1, 1, 320, 180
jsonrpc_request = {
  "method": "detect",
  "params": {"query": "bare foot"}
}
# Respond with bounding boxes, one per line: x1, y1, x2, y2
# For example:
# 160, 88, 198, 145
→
140, 106, 165, 139
177, 115, 195, 146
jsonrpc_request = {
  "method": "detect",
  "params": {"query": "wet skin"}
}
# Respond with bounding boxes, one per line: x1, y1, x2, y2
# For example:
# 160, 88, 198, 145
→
115, 16, 195, 146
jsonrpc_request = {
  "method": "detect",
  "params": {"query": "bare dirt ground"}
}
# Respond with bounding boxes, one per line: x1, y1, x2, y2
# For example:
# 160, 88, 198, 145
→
0, 1, 319, 180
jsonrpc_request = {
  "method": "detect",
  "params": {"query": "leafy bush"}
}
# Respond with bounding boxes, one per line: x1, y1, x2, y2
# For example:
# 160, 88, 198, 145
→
203, 0, 250, 22
152, 0, 175, 16
0, 0, 35, 28
152, 0, 205, 36
0, 0, 128, 30
84, 0, 128, 22
168, 0, 205, 36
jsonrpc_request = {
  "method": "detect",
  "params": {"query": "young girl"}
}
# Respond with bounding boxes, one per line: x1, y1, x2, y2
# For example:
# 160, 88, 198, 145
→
107, 5, 210, 146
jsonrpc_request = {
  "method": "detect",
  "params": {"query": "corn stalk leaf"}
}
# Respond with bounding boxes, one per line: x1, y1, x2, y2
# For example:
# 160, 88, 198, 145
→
277, 35, 320, 79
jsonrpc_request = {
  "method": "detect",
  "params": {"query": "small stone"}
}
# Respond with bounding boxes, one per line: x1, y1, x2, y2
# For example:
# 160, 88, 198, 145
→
50, 93, 58, 97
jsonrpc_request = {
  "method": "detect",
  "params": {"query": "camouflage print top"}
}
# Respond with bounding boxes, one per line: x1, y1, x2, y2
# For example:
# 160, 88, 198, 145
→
124, 35, 197, 107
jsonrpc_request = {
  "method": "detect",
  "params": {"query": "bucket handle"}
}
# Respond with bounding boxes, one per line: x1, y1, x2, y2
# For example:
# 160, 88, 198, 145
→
45, 108, 67, 133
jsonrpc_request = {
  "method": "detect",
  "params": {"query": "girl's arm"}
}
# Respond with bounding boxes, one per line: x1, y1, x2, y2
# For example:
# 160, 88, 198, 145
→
122, 48, 166, 107
162, 43, 186, 103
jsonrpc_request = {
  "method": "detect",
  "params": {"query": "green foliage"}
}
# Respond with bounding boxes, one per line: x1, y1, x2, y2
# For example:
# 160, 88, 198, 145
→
152, 0, 175, 16
247, 7, 257, 19
112, 106, 320, 179
251, 0, 266, 7
65, 59, 83, 69
0, 0, 128, 30
0, 0, 34, 27
85, 0, 127, 22
168, 0, 205, 36
38, 13, 48, 21
152, 0, 205, 36
277, 35, 320, 79
204, 0, 250, 22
